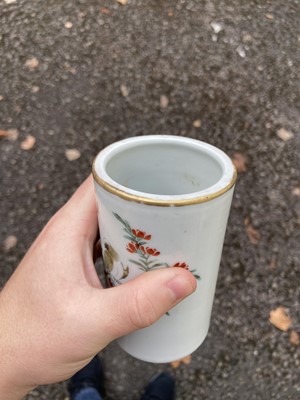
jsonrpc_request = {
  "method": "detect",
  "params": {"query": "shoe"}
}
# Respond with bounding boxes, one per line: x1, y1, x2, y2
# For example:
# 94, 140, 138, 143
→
140, 372, 176, 400
69, 356, 105, 399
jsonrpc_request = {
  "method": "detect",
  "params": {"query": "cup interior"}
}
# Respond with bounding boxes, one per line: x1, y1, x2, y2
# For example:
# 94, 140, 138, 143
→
105, 142, 224, 196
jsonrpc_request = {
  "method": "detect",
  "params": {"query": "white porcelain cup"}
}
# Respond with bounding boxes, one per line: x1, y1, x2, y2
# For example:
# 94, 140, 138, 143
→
92, 135, 237, 363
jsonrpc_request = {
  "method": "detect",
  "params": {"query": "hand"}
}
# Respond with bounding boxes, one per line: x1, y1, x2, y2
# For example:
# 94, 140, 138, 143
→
0, 175, 196, 400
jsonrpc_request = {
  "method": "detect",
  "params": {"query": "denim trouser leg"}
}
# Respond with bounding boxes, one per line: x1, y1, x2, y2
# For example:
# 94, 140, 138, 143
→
73, 387, 103, 400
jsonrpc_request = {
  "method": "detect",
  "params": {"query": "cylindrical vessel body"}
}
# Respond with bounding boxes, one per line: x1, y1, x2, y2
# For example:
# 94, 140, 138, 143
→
93, 135, 236, 363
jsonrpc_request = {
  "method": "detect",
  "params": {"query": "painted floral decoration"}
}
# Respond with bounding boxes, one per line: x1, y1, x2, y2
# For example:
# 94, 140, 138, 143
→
112, 212, 200, 279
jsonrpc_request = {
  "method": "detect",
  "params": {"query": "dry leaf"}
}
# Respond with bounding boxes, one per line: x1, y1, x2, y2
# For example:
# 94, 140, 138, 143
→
193, 119, 202, 128
117, 0, 128, 4
4, 0, 17, 3
0, 95, 4, 101
269, 307, 292, 332
65, 149, 81, 161
100, 7, 110, 14
244, 218, 261, 245
292, 187, 300, 197
21, 135, 36, 150
64, 21, 73, 29
265, 13, 274, 20
290, 330, 300, 346
276, 128, 294, 142
231, 152, 247, 173
3, 235, 17, 251
0, 129, 19, 141
246, 225, 261, 244
160, 95, 169, 108
268, 257, 277, 269
168, 10, 174, 16
120, 85, 129, 97
31, 85, 40, 93
170, 355, 192, 369
25, 57, 39, 70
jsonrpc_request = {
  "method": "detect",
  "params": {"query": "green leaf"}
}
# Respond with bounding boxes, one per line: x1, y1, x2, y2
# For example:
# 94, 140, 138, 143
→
138, 266, 148, 272
113, 212, 124, 225
124, 220, 132, 231
149, 263, 167, 269
129, 259, 147, 269
124, 234, 135, 241
113, 212, 132, 233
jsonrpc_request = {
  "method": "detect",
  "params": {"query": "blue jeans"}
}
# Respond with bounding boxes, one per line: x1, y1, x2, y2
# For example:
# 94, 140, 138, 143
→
73, 387, 103, 400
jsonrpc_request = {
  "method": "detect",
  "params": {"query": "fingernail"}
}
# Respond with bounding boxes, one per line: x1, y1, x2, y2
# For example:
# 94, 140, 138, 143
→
166, 272, 197, 302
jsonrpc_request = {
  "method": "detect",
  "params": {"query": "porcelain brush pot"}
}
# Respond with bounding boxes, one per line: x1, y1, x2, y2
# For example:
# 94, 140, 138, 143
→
92, 135, 237, 363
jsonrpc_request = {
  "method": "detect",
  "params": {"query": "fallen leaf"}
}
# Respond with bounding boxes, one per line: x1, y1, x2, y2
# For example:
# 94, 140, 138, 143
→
265, 13, 274, 20
160, 95, 169, 108
0, 95, 4, 101
100, 7, 110, 14
170, 355, 192, 368
65, 149, 81, 161
31, 85, 40, 93
168, 10, 174, 16
246, 224, 260, 245
231, 152, 247, 173
244, 217, 261, 245
117, 0, 128, 4
290, 330, 300, 346
292, 187, 300, 197
193, 119, 202, 128
25, 57, 39, 70
4, 0, 17, 3
0, 129, 19, 141
268, 257, 277, 269
64, 21, 73, 29
276, 128, 294, 142
21, 135, 35, 150
120, 84, 129, 97
3, 235, 17, 251
269, 307, 292, 332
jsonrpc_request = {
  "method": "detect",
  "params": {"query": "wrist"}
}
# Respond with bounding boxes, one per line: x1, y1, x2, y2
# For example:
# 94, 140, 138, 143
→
0, 358, 33, 400
0, 294, 33, 400
0, 384, 32, 400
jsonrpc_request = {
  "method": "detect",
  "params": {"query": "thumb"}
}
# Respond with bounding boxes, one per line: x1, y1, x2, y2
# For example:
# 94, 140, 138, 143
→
94, 268, 197, 343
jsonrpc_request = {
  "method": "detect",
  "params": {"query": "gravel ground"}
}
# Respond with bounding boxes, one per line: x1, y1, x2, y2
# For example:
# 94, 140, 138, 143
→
1, 0, 299, 399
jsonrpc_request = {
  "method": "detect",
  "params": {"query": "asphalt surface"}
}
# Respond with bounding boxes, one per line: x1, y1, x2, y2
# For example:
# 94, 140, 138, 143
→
1, 0, 300, 399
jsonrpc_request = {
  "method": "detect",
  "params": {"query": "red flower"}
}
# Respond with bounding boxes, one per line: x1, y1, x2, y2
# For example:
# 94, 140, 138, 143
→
173, 262, 189, 270
132, 229, 151, 240
140, 246, 160, 256
127, 242, 139, 253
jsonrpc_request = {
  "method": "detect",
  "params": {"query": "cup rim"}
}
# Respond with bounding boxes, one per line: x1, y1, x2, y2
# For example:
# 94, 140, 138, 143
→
92, 135, 237, 207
